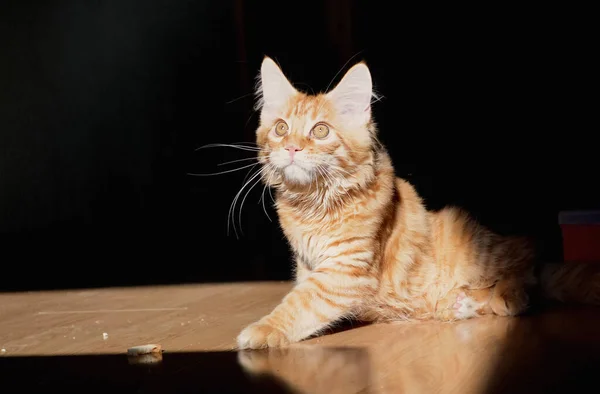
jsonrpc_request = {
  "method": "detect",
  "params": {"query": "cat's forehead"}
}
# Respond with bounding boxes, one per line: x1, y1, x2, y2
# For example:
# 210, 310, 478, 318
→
284, 94, 333, 120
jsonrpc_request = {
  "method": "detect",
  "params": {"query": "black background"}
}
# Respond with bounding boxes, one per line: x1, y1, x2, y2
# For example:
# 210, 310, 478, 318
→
1, 1, 597, 291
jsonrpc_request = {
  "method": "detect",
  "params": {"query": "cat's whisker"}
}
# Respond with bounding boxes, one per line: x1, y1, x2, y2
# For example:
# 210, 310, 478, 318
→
329, 166, 359, 181
266, 167, 277, 204
322, 168, 338, 189
187, 162, 259, 177
218, 157, 259, 167
195, 143, 261, 152
316, 165, 330, 189
244, 109, 258, 130
370, 94, 385, 105
238, 173, 266, 234
315, 165, 329, 186
234, 141, 260, 147
313, 167, 321, 197
242, 161, 263, 185
228, 167, 264, 238
322, 167, 353, 198
225, 92, 254, 105
259, 175, 273, 223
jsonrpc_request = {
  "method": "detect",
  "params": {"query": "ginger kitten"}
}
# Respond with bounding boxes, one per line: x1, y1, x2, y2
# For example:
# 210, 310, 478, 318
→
236, 57, 600, 349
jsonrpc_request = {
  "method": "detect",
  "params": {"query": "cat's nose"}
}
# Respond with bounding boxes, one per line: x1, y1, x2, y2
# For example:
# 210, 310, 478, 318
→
285, 145, 303, 162
284, 145, 303, 152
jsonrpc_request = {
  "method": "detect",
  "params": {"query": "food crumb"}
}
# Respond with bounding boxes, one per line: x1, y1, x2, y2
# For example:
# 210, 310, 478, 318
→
1, 348, 6, 353
102, 333, 109, 340
127, 344, 162, 356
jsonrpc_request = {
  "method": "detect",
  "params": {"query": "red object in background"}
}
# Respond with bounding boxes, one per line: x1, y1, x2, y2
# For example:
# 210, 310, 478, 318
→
559, 211, 600, 263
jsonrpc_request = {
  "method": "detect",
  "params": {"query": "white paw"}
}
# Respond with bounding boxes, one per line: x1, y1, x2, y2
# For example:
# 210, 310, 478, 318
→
237, 322, 290, 350
453, 292, 482, 319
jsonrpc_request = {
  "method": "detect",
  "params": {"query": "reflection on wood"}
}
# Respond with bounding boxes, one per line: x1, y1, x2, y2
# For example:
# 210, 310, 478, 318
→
239, 347, 370, 394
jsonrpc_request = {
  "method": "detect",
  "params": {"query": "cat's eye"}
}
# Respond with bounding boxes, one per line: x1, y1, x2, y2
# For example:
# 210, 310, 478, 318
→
312, 124, 330, 139
274, 121, 289, 136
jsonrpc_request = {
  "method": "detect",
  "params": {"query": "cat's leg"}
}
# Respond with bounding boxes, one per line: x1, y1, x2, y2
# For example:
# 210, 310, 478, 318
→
237, 263, 377, 349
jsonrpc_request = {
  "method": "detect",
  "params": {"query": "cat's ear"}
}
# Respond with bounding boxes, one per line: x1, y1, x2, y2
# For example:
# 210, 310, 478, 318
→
326, 62, 373, 126
256, 57, 297, 114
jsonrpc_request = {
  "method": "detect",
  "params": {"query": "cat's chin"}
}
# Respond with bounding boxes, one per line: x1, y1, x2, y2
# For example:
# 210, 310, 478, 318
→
282, 164, 313, 185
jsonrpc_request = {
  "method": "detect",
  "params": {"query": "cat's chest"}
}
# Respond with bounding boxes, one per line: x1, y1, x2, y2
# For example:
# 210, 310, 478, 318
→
281, 221, 331, 269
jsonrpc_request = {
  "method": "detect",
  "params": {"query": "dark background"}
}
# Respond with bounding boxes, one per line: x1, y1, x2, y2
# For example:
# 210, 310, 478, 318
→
1, 1, 597, 291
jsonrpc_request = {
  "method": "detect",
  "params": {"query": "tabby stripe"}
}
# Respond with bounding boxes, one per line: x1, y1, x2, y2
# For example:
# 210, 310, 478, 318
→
326, 246, 372, 259
314, 309, 330, 322
285, 294, 299, 311
312, 290, 346, 309
295, 290, 331, 321
277, 305, 295, 323
327, 236, 370, 248
265, 316, 288, 332
317, 266, 368, 277
307, 277, 363, 298
330, 259, 371, 269
326, 253, 374, 265
299, 292, 312, 309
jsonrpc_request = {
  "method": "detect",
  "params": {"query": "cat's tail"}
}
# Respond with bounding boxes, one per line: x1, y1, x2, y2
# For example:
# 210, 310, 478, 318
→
539, 262, 600, 305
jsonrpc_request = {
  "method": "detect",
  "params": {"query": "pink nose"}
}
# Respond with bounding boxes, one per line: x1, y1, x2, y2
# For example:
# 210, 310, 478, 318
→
285, 145, 303, 162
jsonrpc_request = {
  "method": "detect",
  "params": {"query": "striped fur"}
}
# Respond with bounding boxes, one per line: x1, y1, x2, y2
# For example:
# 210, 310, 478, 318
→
236, 57, 600, 349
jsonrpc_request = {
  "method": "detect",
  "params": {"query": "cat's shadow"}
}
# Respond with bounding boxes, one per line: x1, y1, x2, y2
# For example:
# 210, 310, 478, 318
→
312, 318, 371, 338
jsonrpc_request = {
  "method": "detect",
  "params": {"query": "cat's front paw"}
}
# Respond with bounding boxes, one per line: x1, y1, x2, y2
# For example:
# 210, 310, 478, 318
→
237, 321, 290, 349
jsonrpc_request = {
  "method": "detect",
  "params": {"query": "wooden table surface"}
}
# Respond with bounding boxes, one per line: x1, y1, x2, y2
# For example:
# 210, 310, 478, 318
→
1, 282, 600, 393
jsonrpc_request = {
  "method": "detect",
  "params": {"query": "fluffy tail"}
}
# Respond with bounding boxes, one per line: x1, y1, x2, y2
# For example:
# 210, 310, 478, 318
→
539, 262, 600, 305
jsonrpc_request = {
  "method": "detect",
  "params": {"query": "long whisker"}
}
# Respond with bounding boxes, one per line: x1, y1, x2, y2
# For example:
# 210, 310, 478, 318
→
321, 165, 336, 186
195, 143, 261, 152
322, 166, 350, 195
187, 162, 258, 177
228, 167, 264, 238
217, 157, 258, 167
329, 165, 359, 180
230, 168, 263, 237
237, 174, 265, 235
316, 165, 330, 195
227, 141, 259, 146
313, 166, 320, 197
267, 167, 277, 204
259, 175, 273, 223
316, 165, 328, 186
244, 109, 257, 130
225, 92, 254, 105
242, 160, 263, 185
332, 167, 352, 188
